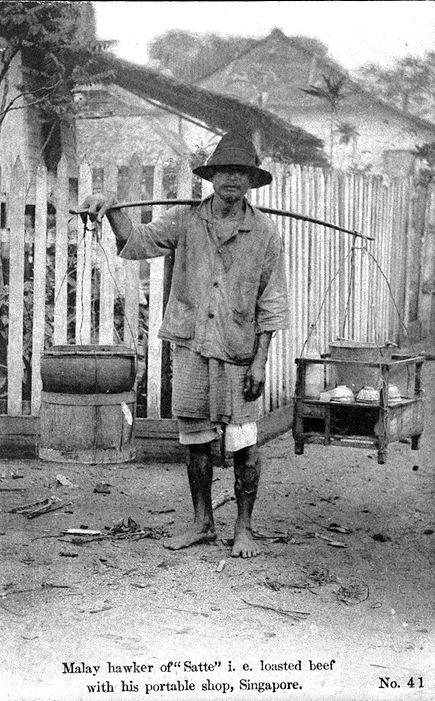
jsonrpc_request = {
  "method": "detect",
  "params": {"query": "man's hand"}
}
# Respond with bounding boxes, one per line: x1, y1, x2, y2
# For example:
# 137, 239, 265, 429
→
80, 193, 132, 249
243, 357, 266, 401
243, 331, 273, 401
80, 193, 118, 224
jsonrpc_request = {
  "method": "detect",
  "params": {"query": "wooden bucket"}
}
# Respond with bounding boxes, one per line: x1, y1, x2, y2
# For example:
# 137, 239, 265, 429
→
40, 345, 137, 394
39, 391, 136, 464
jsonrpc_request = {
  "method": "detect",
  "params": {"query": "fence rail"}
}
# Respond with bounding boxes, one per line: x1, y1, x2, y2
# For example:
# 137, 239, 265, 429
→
0, 154, 432, 420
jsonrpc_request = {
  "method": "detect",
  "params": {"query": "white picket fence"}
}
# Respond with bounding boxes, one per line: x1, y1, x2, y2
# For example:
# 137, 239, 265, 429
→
0, 154, 423, 420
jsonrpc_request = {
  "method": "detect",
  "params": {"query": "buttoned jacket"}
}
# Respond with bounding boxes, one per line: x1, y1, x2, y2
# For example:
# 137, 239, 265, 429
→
118, 196, 289, 364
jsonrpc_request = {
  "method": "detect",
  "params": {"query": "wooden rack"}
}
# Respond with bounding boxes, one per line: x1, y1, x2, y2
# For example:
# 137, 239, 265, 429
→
292, 355, 425, 464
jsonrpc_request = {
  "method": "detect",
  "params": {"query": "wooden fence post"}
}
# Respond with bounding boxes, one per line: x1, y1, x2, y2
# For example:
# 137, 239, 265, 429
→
123, 154, 141, 348
355, 174, 362, 337
53, 154, 69, 345
278, 162, 291, 403
393, 179, 411, 340
147, 156, 165, 419
371, 176, 383, 343
385, 178, 393, 340
98, 161, 118, 344
76, 158, 93, 344
268, 160, 283, 410
361, 174, 373, 340
7, 157, 26, 415
315, 167, 327, 350
299, 166, 310, 352
288, 162, 296, 368
30, 162, 48, 415
418, 180, 435, 337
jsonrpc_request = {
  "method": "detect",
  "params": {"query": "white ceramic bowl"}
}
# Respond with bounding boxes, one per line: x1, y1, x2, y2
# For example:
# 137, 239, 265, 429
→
356, 386, 380, 403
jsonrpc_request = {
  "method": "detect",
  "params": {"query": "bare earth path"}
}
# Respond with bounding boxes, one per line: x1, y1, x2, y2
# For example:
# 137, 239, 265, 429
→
0, 364, 433, 701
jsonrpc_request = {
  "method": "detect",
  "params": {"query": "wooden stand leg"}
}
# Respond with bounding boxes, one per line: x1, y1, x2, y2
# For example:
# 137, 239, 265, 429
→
292, 394, 305, 456
294, 440, 304, 455
377, 449, 387, 465
377, 370, 389, 466
411, 434, 421, 451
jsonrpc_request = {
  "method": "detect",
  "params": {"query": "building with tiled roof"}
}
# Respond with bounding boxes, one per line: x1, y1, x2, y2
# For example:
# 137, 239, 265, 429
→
195, 28, 435, 175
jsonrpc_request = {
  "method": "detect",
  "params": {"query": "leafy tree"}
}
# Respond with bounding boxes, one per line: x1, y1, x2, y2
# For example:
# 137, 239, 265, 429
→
412, 141, 435, 170
148, 30, 254, 82
290, 35, 329, 57
0, 1, 112, 168
148, 30, 204, 73
148, 30, 331, 84
411, 141, 435, 185
356, 53, 435, 122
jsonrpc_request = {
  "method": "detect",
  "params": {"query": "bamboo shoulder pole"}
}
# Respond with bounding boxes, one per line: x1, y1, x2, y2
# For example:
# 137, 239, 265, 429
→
70, 198, 373, 241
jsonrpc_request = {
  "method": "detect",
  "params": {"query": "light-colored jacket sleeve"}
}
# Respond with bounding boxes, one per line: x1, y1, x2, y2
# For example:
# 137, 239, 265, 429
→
255, 232, 290, 333
113, 206, 183, 260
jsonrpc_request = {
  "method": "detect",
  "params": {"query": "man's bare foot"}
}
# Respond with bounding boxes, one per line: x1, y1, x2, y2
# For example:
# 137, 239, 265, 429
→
231, 529, 260, 558
163, 527, 216, 551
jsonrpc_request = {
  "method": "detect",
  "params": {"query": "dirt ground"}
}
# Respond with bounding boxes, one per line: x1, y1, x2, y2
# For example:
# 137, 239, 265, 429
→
0, 363, 433, 701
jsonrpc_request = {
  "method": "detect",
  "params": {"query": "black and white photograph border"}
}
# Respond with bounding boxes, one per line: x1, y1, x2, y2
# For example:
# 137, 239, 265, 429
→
0, 1, 434, 700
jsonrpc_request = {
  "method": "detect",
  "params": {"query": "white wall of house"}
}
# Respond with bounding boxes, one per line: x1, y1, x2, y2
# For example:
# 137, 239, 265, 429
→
287, 102, 435, 175
0, 53, 30, 192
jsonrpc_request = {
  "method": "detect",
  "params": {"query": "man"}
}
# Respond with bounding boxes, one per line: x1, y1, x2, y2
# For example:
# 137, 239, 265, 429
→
82, 132, 289, 558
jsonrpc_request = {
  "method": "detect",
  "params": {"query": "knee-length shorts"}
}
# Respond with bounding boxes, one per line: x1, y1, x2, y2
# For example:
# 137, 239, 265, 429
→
172, 346, 261, 452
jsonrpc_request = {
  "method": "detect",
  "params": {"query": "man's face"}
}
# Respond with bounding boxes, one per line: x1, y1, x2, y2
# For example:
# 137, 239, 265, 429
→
211, 168, 252, 203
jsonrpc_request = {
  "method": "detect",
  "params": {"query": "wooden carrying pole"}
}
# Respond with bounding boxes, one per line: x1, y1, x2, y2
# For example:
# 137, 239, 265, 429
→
71, 199, 373, 241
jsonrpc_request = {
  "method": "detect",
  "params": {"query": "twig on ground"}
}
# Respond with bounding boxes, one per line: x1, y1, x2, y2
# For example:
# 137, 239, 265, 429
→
63, 529, 101, 536
0, 487, 26, 492
87, 605, 113, 614
150, 604, 209, 618
212, 489, 234, 510
11, 497, 72, 519
252, 530, 293, 543
296, 507, 327, 530
328, 523, 352, 534
241, 598, 310, 620
315, 532, 348, 548
1, 583, 74, 597
1, 587, 39, 596
28, 501, 72, 519
148, 508, 175, 515
10, 498, 52, 513
263, 577, 317, 593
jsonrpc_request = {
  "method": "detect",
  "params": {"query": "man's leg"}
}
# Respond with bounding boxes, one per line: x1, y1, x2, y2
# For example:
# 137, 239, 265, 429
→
232, 443, 261, 558
163, 442, 216, 550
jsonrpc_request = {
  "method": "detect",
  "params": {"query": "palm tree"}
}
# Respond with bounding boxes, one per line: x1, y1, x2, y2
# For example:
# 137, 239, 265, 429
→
301, 74, 349, 165
335, 121, 360, 167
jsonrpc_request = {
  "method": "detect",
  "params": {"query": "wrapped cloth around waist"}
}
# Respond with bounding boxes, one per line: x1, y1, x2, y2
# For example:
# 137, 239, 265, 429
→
172, 345, 261, 425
